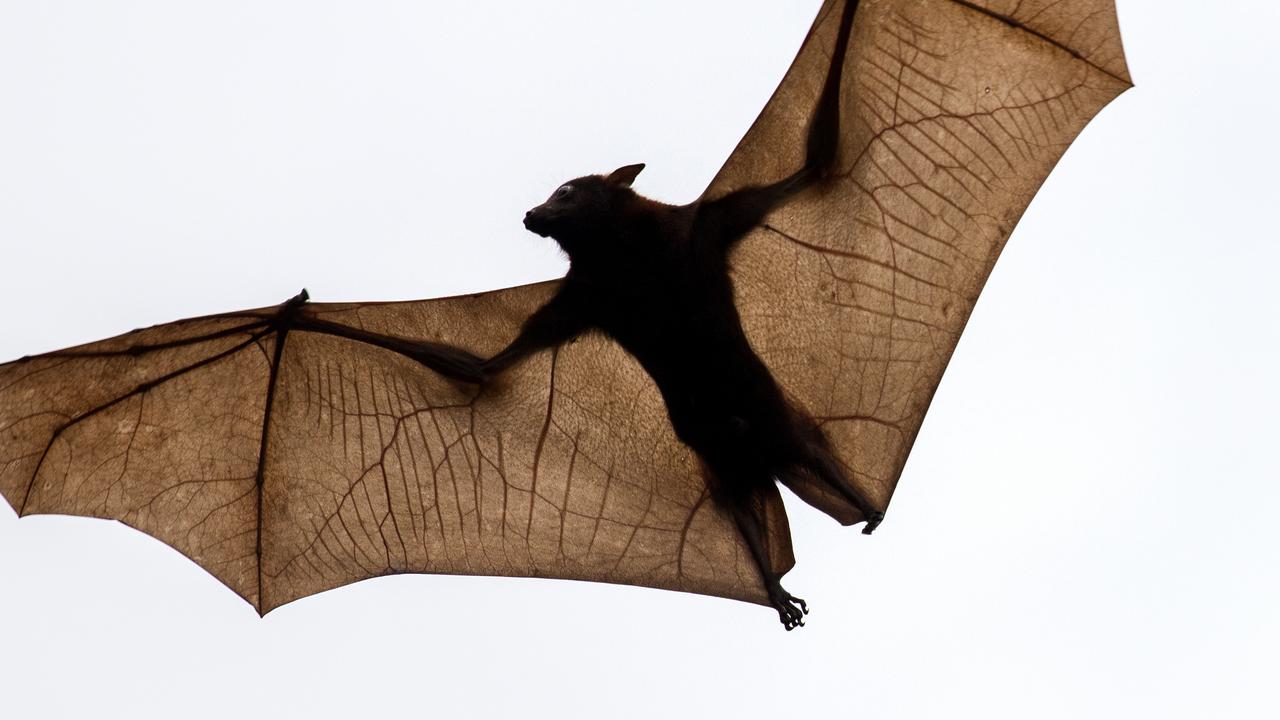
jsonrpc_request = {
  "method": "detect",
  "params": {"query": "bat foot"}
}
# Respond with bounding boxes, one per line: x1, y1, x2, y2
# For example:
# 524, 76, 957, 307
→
769, 585, 809, 631
861, 510, 884, 535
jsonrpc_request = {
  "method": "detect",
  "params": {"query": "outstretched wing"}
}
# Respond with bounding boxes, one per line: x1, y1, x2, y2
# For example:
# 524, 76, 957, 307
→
0, 284, 774, 612
0, 0, 1129, 613
704, 0, 1130, 522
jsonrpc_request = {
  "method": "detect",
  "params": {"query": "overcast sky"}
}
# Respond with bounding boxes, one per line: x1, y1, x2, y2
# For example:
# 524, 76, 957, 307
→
1, 1, 1277, 718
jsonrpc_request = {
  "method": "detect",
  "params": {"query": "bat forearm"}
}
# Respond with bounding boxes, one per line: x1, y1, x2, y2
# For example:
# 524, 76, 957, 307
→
410, 341, 488, 383
482, 288, 589, 375
291, 315, 486, 383
771, 0, 860, 188
801, 0, 859, 183
481, 341, 534, 376
701, 0, 858, 250
481, 321, 576, 376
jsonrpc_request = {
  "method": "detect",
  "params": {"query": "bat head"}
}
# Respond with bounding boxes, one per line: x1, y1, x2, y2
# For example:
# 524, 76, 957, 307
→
523, 164, 645, 256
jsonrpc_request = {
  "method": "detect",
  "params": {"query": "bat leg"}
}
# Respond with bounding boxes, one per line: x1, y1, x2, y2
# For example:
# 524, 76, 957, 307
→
707, 467, 809, 631
731, 499, 808, 630
800, 440, 884, 534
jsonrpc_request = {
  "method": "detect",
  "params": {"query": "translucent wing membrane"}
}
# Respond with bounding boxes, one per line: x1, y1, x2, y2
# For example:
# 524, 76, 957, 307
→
704, 0, 1129, 521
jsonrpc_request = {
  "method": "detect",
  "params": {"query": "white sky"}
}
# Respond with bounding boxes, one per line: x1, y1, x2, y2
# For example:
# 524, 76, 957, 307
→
1, 1, 1277, 718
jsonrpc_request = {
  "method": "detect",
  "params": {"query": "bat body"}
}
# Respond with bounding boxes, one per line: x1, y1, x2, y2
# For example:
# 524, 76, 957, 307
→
458, 0, 872, 629
0, 0, 1130, 627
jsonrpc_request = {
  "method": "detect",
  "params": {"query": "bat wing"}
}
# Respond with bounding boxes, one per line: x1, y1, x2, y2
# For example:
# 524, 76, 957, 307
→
0, 0, 1129, 614
704, 0, 1130, 523
1, 284, 779, 612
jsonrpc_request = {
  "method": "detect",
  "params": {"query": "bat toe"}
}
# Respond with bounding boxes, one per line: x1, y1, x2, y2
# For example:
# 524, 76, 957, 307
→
769, 586, 809, 631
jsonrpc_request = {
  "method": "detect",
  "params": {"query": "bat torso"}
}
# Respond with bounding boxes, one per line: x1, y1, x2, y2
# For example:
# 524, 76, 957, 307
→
563, 202, 800, 471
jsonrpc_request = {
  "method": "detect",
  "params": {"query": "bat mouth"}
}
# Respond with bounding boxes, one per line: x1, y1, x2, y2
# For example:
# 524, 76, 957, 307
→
523, 211, 552, 237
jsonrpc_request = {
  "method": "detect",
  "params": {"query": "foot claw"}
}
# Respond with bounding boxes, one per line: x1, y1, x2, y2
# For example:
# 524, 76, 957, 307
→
770, 588, 809, 631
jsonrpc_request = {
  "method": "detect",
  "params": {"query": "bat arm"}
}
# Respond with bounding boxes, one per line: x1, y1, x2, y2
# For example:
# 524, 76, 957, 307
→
482, 297, 588, 376
284, 286, 588, 384
699, 0, 859, 251
290, 314, 487, 383
481, 340, 538, 376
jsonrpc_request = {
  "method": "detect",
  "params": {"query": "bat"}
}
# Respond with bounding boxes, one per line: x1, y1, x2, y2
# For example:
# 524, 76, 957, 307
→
0, 0, 1130, 628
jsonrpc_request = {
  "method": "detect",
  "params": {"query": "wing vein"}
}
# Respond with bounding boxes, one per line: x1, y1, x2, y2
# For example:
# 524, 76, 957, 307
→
944, 0, 1129, 85
18, 329, 272, 517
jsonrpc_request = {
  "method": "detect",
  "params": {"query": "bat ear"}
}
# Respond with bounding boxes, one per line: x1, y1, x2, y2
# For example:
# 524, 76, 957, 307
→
605, 163, 645, 187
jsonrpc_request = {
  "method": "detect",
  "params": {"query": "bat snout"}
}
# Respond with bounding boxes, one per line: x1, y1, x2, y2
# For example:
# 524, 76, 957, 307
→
523, 207, 551, 237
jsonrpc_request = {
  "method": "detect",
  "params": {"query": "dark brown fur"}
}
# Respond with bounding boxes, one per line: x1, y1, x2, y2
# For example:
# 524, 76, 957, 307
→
444, 0, 872, 629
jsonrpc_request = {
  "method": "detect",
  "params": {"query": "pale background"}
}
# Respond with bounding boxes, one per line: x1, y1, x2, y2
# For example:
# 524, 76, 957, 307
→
1, 1, 1276, 717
